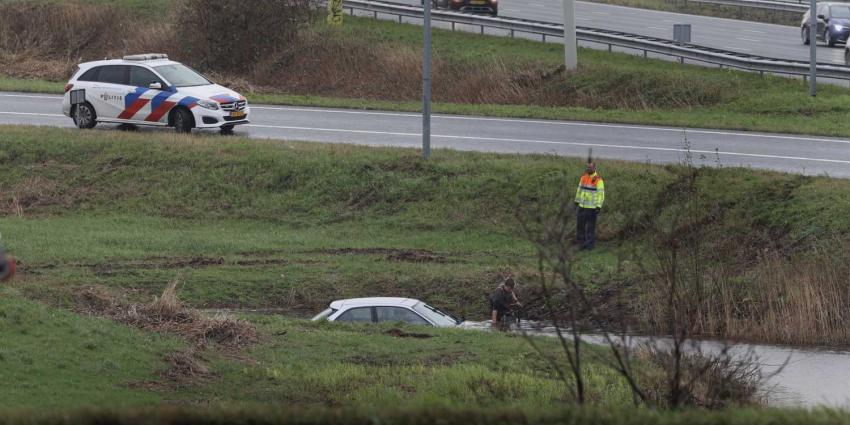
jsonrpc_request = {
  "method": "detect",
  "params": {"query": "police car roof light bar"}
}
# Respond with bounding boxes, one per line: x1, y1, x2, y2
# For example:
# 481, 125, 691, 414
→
123, 54, 169, 61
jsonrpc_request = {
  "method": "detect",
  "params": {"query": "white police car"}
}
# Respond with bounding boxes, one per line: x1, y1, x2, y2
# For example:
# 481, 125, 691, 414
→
62, 54, 249, 134
311, 297, 464, 327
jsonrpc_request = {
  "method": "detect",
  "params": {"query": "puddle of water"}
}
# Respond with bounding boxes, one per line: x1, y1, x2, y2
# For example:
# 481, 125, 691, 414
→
460, 320, 850, 408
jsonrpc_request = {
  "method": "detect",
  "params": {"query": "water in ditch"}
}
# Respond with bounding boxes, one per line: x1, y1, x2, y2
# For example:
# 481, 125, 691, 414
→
460, 320, 850, 408
207, 308, 850, 408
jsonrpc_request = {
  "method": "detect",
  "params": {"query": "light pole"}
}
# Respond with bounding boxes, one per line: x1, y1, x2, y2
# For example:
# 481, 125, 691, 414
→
809, 0, 817, 96
423, 0, 433, 159
563, 0, 577, 70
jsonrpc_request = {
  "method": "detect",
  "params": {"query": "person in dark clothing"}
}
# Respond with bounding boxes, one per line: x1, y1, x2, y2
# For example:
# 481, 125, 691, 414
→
490, 277, 520, 329
0, 246, 13, 282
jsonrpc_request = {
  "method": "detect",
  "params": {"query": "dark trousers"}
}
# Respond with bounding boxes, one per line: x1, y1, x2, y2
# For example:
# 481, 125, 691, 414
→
576, 207, 598, 249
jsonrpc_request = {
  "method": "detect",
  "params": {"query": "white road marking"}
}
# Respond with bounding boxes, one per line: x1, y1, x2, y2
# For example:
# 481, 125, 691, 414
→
0, 109, 848, 166
0, 93, 63, 100
744, 30, 766, 34
735, 37, 761, 43
251, 106, 850, 146
252, 106, 420, 117
4, 100, 850, 147
647, 26, 666, 30
245, 124, 850, 165
0, 111, 65, 118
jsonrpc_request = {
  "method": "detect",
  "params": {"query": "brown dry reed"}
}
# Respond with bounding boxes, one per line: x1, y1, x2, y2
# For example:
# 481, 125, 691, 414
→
77, 279, 258, 347
637, 243, 850, 347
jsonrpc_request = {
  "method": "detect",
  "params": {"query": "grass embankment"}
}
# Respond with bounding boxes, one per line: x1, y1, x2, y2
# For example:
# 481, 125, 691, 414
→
5, 406, 850, 425
2, 125, 850, 348
2, 2, 850, 137
0, 294, 182, 408
0, 288, 639, 409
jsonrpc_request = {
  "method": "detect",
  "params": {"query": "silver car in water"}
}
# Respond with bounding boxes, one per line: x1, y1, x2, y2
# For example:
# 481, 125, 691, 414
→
312, 297, 463, 327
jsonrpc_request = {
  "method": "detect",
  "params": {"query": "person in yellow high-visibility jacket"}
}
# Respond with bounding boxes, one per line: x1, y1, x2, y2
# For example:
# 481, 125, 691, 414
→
575, 162, 605, 250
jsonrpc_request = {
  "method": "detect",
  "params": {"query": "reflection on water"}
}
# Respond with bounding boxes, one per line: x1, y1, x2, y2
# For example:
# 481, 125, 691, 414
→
460, 320, 850, 408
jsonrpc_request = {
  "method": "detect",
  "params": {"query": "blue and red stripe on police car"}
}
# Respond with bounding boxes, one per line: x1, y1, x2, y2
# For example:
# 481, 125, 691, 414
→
116, 88, 199, 122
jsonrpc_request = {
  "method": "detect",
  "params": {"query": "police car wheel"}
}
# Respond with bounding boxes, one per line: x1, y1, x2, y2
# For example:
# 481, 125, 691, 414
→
73, 102, 97, 129
172, 108, 194, 133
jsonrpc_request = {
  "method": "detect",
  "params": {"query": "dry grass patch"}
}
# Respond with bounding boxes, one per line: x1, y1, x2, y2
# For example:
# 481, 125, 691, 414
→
0, 1, 129, 58
163, 349, 211, 382
76, 280, 259, 348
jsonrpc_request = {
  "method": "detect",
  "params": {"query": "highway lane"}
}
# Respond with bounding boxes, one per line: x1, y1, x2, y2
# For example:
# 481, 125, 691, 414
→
389, 0, 847, 65
1, 92, 849, 177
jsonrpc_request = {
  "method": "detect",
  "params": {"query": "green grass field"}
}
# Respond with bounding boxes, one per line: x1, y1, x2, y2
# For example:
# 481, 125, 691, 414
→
0, 287, 640, 410
0, 294, 182, 409
0, 124, 848, 416
1, 125, 848, 323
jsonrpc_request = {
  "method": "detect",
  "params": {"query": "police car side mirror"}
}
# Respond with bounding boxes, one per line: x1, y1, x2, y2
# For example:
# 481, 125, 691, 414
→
148, 82, 163, 90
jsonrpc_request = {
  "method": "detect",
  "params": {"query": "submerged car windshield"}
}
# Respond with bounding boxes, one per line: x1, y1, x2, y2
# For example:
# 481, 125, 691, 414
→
311, 308, 336, 321
413, 303, 459, 326
154, 64, 210, 87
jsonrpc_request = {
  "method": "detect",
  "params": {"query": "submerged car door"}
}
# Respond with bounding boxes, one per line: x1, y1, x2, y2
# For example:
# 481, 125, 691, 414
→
93, 65, 131, 120
375, 307, 431, 326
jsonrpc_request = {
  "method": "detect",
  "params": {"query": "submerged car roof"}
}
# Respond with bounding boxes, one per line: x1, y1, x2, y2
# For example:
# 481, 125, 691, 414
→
329, 297, 421, 309
77, 57, 179, 69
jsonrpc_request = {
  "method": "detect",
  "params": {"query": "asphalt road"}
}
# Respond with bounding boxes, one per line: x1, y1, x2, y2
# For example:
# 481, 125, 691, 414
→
2, 92, 849, 177
390, 0, 848, 65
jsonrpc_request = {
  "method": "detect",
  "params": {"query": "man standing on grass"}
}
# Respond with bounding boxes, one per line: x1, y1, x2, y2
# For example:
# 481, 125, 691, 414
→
490, 277, 520, 330
575, 161, 605, 250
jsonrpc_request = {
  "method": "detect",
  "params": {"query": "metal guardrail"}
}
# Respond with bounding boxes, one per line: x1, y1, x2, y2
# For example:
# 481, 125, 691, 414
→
687, 0, 807, 12
344, 0, 850, 80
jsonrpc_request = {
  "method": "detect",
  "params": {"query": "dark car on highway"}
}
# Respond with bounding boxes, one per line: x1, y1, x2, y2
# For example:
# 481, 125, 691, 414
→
425, 0, 498, 16
801, 2, 850, 47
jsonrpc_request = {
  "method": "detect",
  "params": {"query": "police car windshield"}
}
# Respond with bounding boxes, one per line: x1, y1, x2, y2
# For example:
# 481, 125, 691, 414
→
153, 64, 210, 87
